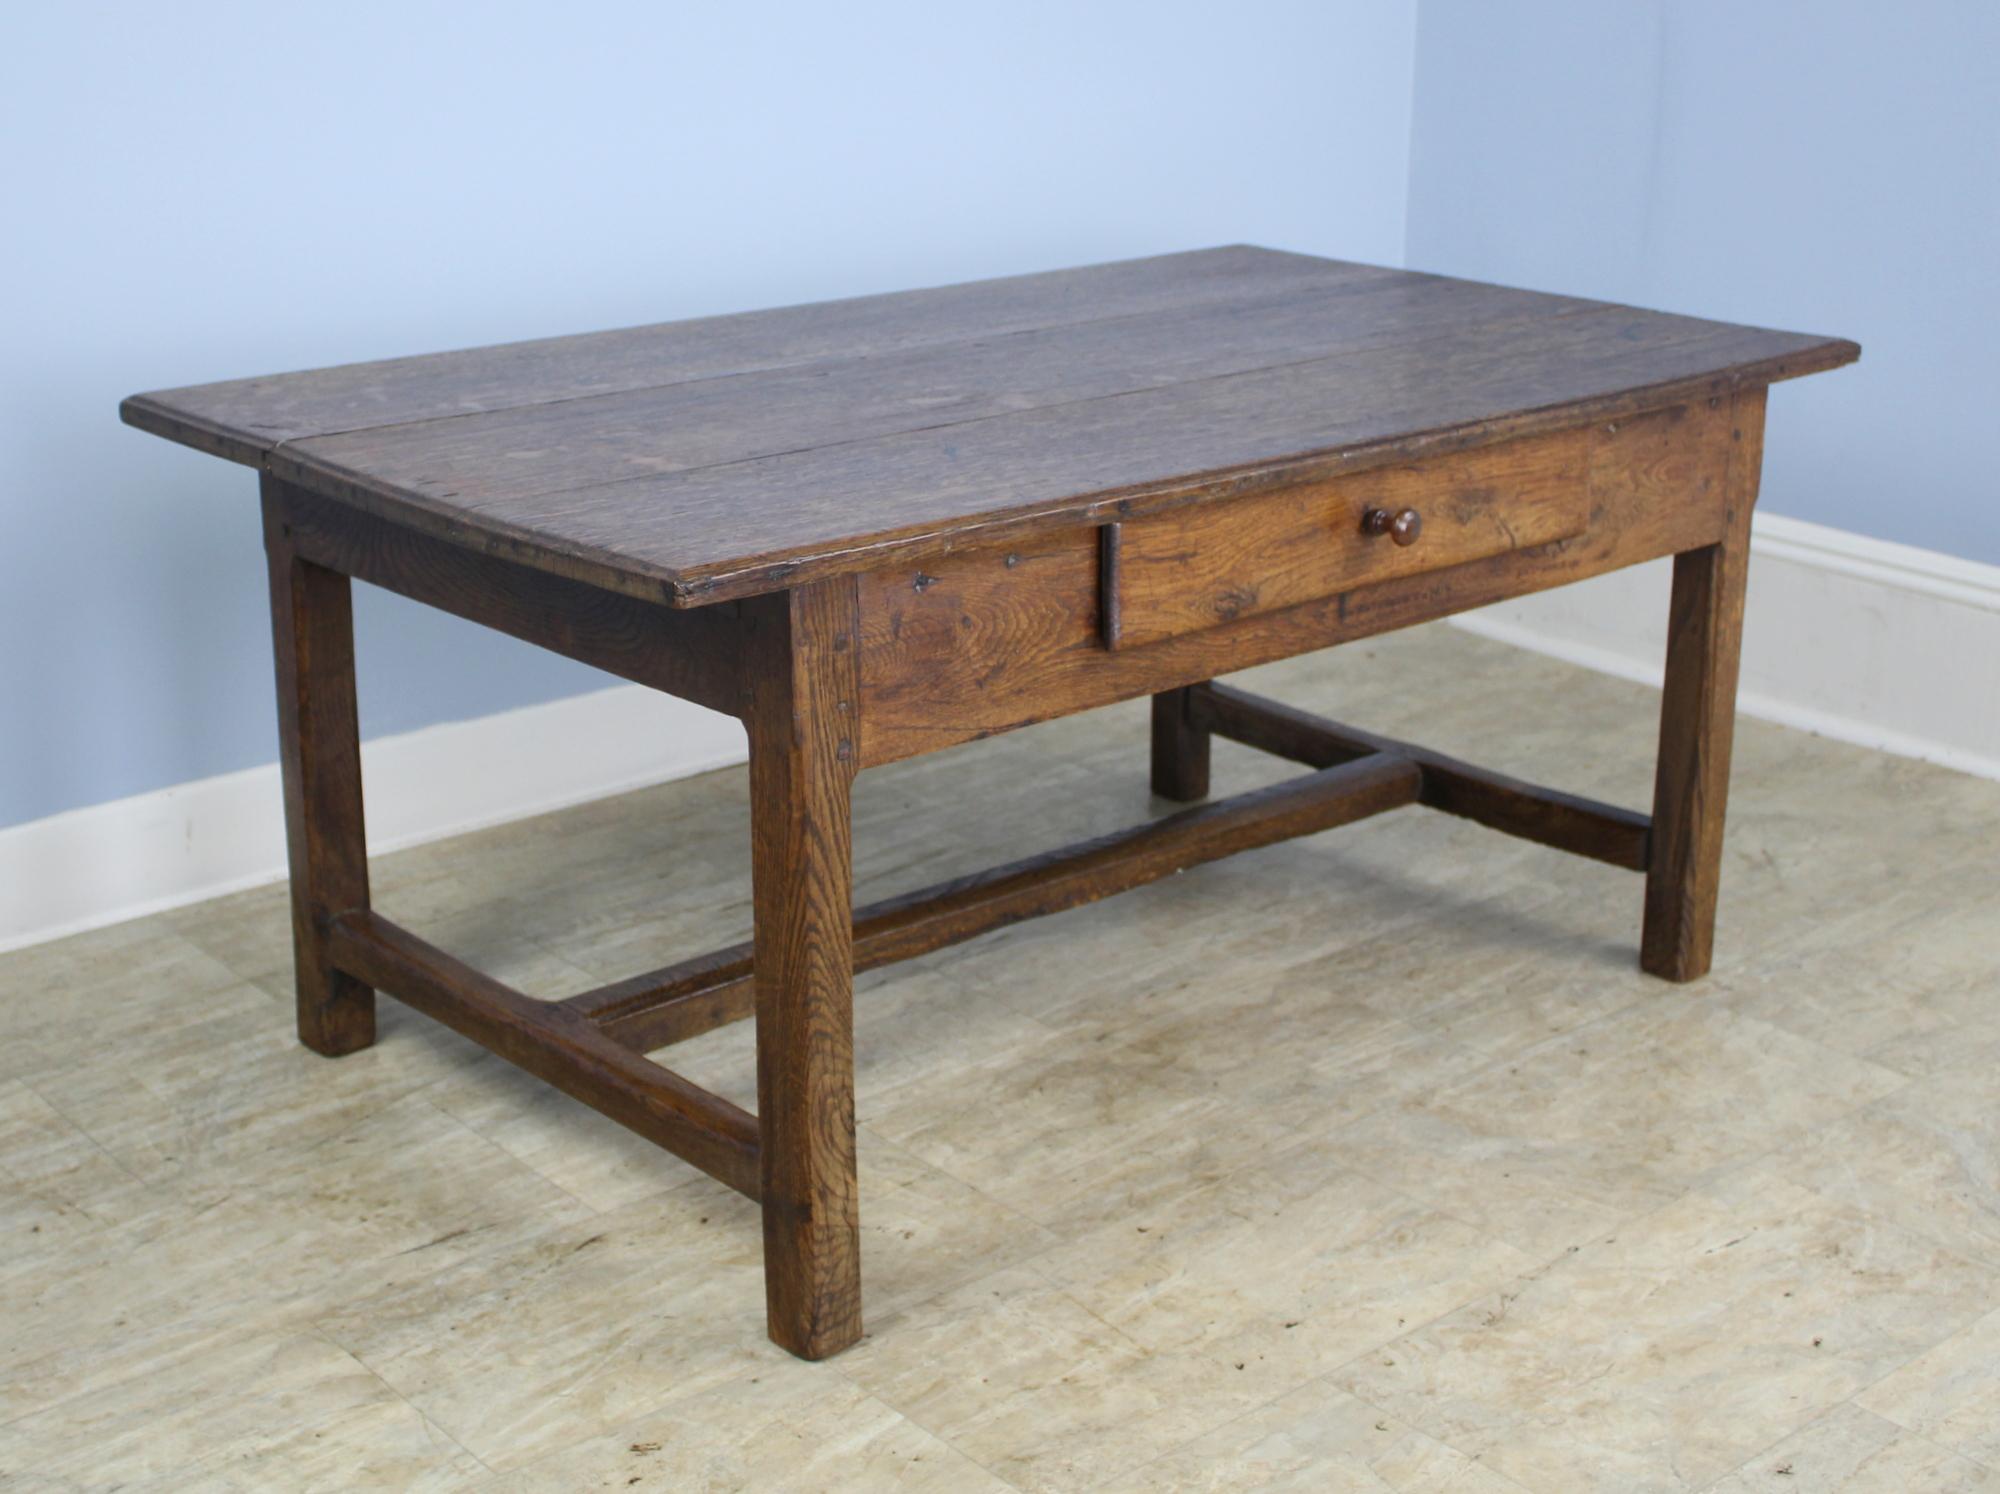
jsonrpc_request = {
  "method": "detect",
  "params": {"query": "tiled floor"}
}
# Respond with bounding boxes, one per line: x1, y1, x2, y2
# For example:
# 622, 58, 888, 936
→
2, 625, 1996, 1491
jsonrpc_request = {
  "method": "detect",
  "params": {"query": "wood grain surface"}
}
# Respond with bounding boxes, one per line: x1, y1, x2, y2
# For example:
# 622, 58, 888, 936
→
1111, 423, 1589, 648
268, 479, 749, 716
125, 247, 1857, 606
744, 578, 865, 1358
855, 396, 1739, 764
263, 485, 375, 1057
1189, 682, 1652, 871
1150, 686, 1212, 802
563, 748, 1422, 1055
327, 910, 762, 1198
1642, 388, 1767, 980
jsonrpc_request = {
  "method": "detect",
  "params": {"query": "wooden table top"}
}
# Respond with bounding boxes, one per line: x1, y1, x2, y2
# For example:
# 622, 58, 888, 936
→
124, 246, 1856, 607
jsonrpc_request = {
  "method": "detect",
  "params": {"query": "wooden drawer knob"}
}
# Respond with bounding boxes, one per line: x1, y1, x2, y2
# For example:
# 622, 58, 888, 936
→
1362, 506, 1423, 547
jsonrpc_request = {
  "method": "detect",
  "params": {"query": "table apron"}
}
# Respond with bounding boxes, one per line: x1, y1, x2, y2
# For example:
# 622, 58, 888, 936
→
262, 390, 1757, 774
854, 393, 1751, 767
263, 476, 751, 718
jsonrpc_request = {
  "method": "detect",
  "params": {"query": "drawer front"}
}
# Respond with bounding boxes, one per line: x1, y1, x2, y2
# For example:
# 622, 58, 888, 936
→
1110, 425, 1591, 648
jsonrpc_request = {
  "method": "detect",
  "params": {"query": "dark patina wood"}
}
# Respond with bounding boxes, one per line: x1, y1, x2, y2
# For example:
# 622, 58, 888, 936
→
129, 247, 1854, 607
1108, 422, 1590, 649
1189, 683, 1653, 871
1643, 390, 1767, 979
126, 247, 1856, 1361
1150, 687, 1212, 802
263, 487, 374, 1056
743, 578, 865, 1359
854, 395, 1745, 765
271, 479, 747, 715
328, 910, 761, 1197
564, 750, 1422, 1055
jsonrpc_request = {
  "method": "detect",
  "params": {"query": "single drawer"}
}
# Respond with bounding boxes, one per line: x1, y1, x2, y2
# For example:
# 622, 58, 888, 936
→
1107, 424, 1591, 648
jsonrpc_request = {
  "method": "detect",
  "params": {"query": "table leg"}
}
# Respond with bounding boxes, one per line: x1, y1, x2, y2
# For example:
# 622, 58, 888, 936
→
263, 488, 374, 1055
1151, 685, 1212, 801
747, 579, 863, 1359
1642, 401, 1761, 981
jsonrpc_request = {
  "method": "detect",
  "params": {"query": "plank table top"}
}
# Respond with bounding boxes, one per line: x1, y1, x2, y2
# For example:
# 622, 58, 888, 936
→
123, 246, 1856, 607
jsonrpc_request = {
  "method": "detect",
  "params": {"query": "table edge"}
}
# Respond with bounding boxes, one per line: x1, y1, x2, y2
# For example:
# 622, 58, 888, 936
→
125, 338, 1859, 609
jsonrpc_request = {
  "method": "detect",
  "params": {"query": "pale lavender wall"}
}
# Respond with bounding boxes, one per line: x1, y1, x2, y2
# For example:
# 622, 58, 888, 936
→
0, 2, 1418, 828
1407, 0, 1999, 564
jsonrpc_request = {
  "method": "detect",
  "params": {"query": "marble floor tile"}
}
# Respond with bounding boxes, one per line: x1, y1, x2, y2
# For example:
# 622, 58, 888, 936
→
1392, 960, 1658, 1069
1855, 1304, 2000, 1473
846, 961, 1068, 1109
1095, 967, 1497, 1139
1715, 911, 2000, 1082
482, 1371, 1011, 1493
835, 1265, 1288, 1494
852, 1128, 1064, 1317
165, 865, 609, 1012
530, 883, 755, 994
1032, 1136, 1537, 1394
0, 1032, 57, 1096
1324, 1000, 1910, 1258
423, 1045, 723, 1215
1773, 1061, 2000, 1271
0, 1329, 484, 1490
25, 992, 487, 1207
934, 808, 1547, 1037
1097, 1379, 1532, 1493
0, 917, 271, 1083
0, 1092, 593, 1427
312, 1185, 781, 1471
1706, 1403, 1998, 1491
0, 1079, 150, 1281
162, 878, 298, 988
652, 954, 1065, 1120
862, 1016, 1238, 1230
1334, 1163, 2000, 1492
339, 881, 607, 1002
1714, 762, 2000, 976
304, 1126, 1054, 1467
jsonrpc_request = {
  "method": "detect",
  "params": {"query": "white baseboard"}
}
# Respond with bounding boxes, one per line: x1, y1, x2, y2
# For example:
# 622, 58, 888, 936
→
6, 513, 1991, 955
1451, 512, 2000, 783
0, 688, 746, 955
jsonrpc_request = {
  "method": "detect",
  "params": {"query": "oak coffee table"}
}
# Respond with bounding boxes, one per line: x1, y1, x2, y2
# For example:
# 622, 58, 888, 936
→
123, 247, 1858, 1358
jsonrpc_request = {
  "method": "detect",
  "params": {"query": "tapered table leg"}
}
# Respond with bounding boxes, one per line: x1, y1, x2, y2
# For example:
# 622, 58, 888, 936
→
1642, 390, 1765, 981
262, 480, 374, 1054
1151, 685, 1212, 801
746, 578, 864, 1359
